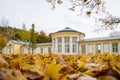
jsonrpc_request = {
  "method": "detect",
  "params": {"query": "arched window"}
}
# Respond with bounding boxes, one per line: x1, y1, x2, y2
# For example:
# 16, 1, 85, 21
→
9, 44, 12, 46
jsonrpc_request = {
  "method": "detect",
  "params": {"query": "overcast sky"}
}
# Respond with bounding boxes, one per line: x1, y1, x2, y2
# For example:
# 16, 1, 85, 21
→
0, 0, 120, 38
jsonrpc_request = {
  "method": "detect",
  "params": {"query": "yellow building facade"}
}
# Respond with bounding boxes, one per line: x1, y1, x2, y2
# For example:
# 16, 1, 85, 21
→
2, 27, 120, 54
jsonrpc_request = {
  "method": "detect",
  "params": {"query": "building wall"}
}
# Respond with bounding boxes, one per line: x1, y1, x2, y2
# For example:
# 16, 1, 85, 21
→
51, 32, 85, 54
3, 41, 22, 54
21, 46, 52, 54
79, 40, 120, 54
2, 38, 120, 54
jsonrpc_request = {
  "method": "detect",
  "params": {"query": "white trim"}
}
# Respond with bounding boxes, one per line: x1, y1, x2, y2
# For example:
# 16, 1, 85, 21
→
79, 45, 81, 54
119, 42, 120, 54
70, 37, 72, 54
55, 38, 58, 54
93, 44, 95, 54
86, 44, 88, 55
110, 43, 112, 54
62, 37, 65, 54
51, 45, 53, 53
101, 43, 103, 54
77, 38, 79, 54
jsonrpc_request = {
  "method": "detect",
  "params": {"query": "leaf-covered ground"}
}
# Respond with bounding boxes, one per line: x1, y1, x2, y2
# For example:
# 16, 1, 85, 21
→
0, 54, 120, 80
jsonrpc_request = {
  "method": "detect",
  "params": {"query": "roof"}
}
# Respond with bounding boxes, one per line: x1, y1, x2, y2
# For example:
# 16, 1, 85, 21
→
54, 27, 85, 36
11, 40, 27, 45
10, 39, 52, 46
36, 43, 52, 46
80, 36, 120, 42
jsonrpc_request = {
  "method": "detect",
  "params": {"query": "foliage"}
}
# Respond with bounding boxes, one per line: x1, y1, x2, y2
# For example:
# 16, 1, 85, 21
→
0, 26, 51, 50
0, 34, 8, 50
44, 61, 63, 80
29, 24, 36, 54
0, 54, 120, 80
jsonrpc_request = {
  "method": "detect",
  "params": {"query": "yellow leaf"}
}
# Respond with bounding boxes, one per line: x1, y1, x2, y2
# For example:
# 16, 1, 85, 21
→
78, 60, 85, 68
44, 61, 63, 80
60, 75, 67, 80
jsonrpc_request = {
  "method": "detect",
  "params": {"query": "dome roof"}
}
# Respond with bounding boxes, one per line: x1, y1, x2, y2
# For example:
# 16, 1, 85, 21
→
54, 27, 85, 36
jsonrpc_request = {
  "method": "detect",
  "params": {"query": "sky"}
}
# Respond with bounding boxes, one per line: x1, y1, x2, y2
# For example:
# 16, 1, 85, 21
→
0, 0, 120, 38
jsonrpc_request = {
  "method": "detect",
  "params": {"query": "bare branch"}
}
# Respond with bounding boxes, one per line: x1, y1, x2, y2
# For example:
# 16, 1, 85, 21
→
95, 13, 120, 32
46, 0, 106, 15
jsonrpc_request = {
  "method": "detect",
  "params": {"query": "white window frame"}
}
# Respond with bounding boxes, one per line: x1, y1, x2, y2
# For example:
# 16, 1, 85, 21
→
112, 43, 118, 53
96, 44, 101, 53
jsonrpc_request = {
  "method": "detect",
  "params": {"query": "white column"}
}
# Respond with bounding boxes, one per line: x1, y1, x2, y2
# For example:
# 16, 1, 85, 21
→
39, 48, 41, 54
109, 43, 112, 54
52, 38, 54, 53
101, 43, 103, 54
62, 37, 65, 54
77, 38, 79, 54
70, 37, 73, 54
86, 44, 88, 55
55, 38, 58, 54
118, 42, 120, 54
45, 48, 48, 54
79, 45, 81, 54
7, 48, 9, 54
93, 44, 96, 54
43, 48, 45, 54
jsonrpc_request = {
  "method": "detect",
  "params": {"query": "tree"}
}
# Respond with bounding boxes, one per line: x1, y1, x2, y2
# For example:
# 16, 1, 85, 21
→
95, 13, 120, 31
0, 34, 8, 50
46, 0, 120, 31
36, 30, 51, 43
0, 17, 9, 27
22, 23, 27, 30
109, 31, 120, 37
20, 23, 30, 42
29, 24, 36, 54
46, 0, 105, 15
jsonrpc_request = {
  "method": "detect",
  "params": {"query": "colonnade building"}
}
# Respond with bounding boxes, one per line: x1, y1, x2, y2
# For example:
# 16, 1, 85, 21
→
2, 27, 120, 54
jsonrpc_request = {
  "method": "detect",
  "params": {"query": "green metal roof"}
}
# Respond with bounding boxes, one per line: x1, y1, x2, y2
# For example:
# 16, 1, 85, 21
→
80, 36, 120, 42
54, 27, 85, 36
36, 43, 52, 46
11, 40, 27, 45
10, 40, 52, 46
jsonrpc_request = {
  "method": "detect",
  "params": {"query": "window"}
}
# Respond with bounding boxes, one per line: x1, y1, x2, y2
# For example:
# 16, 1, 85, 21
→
9, 44, 12, 46
65, 44, 69, 53
65, 37, 69, 43
96, 44, 101, 53
9, 48, 12, 54
48, 47, 51, 53
112, 43, 118, 52
57, 37, 62, 53
35, 48, 40, 54
72, 37, 77, 43
72, 37, 77, 53
53, 38, 55, 53
88, 44, 93, 53
73, 44, 77, 53
104, 44, 109, 53
58, 44, 62, 53
65, 37, 70, 53
53, 38, 55, 44
81, 45, 86, 54
41, 48, 43, 53
58, 37, 62, 43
